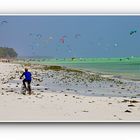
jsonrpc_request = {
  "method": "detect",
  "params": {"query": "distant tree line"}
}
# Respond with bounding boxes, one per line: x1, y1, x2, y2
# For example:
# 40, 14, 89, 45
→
0, 47, 18, 58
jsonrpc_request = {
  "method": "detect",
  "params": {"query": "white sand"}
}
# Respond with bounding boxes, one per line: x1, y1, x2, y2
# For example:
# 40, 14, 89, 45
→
0, 62, 140, 122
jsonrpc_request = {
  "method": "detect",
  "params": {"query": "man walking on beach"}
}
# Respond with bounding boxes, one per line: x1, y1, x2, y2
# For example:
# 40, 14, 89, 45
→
20, 68, 32, 95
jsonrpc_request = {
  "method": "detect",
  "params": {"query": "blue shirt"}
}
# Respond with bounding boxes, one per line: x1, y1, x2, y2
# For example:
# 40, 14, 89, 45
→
23, 71, 32, 81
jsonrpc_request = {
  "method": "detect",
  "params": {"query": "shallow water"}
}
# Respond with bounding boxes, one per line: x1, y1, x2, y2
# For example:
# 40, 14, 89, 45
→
28, 57, 140, 80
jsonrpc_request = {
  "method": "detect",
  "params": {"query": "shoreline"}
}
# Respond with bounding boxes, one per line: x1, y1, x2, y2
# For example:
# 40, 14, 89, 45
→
7, 61, 140, 98
13, 59, 140, 82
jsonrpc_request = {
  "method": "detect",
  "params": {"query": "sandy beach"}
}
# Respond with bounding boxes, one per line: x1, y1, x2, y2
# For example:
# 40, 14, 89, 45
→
0, 62, 140, 122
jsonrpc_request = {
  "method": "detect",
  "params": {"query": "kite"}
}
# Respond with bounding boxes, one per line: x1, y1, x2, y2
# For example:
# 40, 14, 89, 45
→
130, 30, 137, 36
29, 33, 42, 39
0, 20, 8, 26
114, 43, 118, 47
60, 37, 64, 44
59, 35, 67, 44
48, 36, 53, 40
75, 33, 80, 39
29, 33, 33, 36
0, 20, 8, 25
36, 34, 42, 39
44, 36, 53, 46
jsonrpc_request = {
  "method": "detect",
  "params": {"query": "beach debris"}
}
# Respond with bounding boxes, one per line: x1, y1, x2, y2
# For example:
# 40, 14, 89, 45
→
22, 92, 26, 95
36, 84, 40, 86
88, 90, 92, 92
121, 99, 139, 103
128, 104, 135, 107
119, 118, 122, 120
121, 99, 130, 103
130, 100, 139, 103
35, 95, 43, 99
82, 110, 89, 113
89, 101, 94, 103
124, 110, 132, 113
66, 88, 71, 91
131, 96, 137, 99
17, 97, 22, 100
7, 89, 14, 92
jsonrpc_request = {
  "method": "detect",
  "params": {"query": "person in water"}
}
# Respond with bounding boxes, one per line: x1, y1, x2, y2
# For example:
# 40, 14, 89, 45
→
20, 68, 32, 95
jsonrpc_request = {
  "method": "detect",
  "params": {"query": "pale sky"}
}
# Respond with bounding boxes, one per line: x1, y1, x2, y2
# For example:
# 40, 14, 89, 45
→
0, 16, 140, 58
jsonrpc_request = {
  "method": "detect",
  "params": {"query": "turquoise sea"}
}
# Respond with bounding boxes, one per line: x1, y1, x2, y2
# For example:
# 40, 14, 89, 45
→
27, 57, 140, 80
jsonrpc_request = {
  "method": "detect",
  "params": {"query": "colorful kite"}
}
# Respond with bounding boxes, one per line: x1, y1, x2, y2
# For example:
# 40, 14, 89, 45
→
59, 35, 67, 44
